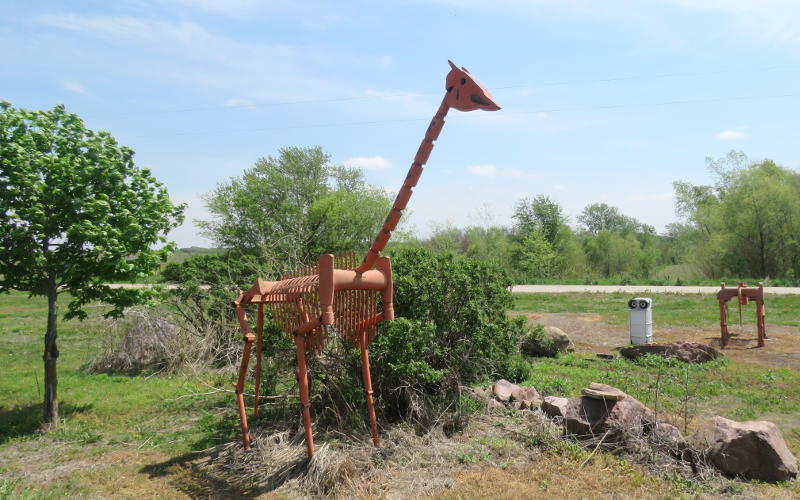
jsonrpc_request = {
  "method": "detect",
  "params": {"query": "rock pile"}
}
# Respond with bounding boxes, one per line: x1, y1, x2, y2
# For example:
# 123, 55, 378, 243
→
619, 341, 721, 364
481, 379, 799, 483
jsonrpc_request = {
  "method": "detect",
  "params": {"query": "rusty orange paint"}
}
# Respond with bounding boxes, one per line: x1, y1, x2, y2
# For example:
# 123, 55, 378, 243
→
230, 61, 500, 457
717, 282, 766, 348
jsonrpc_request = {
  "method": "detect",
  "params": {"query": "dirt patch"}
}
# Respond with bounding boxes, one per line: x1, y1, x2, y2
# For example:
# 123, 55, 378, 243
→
515, 312, 800, 370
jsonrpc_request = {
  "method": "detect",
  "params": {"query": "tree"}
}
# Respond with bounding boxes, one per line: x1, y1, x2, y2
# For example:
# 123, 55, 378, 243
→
512, 195, 566, 244
674, 152, 800, 278
577, 203, 642, 235
198, 146, 392, 267
0, 102, 184, 424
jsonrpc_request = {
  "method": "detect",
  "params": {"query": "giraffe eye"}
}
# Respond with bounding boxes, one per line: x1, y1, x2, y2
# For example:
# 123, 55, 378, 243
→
446, 86, 454, 93
460, 78, 466, 85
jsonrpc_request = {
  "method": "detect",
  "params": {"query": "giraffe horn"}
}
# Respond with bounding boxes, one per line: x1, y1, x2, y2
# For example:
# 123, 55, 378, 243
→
448, 60, 458, 70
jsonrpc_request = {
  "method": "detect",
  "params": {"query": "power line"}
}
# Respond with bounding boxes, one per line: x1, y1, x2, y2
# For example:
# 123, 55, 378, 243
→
135, 91, 799, 139
104, 64, 799, 118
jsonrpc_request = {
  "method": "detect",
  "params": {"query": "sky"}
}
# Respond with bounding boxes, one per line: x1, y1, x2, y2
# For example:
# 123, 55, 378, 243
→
2, 0, 799, 247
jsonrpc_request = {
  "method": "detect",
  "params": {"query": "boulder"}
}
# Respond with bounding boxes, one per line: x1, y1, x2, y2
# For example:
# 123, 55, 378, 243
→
564, 391, 654, 445
511, 385, 541, 406
543, 326, 575, 353
652, 422, 686, 454
486, 398, 506, 413
581, 382, 626, 401
520, 324, 574, 357
541, 396, 569, 419
492, 379, 518, 403
689, 416, 798, 482
620, 342, 721, 364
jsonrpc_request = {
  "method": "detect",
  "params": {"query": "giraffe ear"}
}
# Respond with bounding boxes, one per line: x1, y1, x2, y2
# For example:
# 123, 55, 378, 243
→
448, 60, 458, 70
461, 66, 470, 73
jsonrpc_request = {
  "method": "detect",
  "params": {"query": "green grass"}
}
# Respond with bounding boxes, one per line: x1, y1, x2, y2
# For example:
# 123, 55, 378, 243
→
0, 290, 239, 498
514, 292, 800, 327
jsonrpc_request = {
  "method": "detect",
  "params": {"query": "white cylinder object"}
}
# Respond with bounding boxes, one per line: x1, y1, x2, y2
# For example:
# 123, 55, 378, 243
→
628, 297, 652, 345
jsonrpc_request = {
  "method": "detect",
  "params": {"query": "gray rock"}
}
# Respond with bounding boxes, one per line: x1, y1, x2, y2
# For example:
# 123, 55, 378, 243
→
511, 385, 541, 406
486, 398, 506, 413
541, 396, 569, 419
564, 394, 655, 445
652, 422, 686, 453
581, 382, 627, 401
620, 341, 721, 364
689, 416, 798, 482
543, 326, 575, 353
492, 379, 519, 402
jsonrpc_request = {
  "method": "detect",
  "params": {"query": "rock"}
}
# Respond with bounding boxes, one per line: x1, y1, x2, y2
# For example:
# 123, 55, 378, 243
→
543, 326, 575, 353
689, 416, 798, 482
470, 386, 490, 401
564, 394, 654, 445
486, 398, 506, 412
620, 342, 721, 364
492, 379, 519, 402
581, 382, 626, 401
652, 422, 686, 453
541, 396, 569, 419
521, 323, 575, 357
511, 385, 541, 406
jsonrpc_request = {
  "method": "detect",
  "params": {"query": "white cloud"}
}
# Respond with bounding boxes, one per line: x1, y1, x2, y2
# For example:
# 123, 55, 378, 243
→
467, 164, 538, 179
38, 14, 213, 45
343, 156, 393, 170
467, 164, 498, 177
715, 129, 747, 140
552, 184, 565, 191
62, 80, 88, 95
223, 98, 254, 107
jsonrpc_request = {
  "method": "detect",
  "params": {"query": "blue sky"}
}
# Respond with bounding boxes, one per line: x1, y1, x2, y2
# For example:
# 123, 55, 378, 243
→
2, 1, 799, 247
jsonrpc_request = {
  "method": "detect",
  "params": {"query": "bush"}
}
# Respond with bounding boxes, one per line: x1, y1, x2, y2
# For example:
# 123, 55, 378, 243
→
367, 247, 527, 421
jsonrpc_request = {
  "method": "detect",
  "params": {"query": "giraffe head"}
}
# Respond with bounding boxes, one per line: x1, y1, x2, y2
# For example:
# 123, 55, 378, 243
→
444, 61, 500, 112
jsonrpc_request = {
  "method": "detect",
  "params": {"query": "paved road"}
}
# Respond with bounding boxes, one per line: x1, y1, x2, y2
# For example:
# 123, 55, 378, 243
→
511, 284, 800, 295
110, 283, 800, 295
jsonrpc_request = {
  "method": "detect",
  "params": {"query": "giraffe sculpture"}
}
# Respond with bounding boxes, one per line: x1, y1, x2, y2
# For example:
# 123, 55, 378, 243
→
231, 61, 500, 457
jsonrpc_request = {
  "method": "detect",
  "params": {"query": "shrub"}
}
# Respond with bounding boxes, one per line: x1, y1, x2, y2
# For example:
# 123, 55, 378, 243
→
367, 247, 527, 421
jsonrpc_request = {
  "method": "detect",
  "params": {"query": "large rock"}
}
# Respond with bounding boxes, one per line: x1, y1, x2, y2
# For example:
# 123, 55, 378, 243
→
520, 324, 574, 357
541, 396, 569, 419
564, 389, 655, 445
543, 326, 575, 353
581, 382, 626, 401
511, 385, 542, 407
689, 416, 798, 482
492, 379, 519, 402
620, 342, 721, 364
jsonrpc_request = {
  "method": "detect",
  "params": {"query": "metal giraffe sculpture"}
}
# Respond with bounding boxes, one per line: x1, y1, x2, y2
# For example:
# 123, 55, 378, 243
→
232, 61, 500, 457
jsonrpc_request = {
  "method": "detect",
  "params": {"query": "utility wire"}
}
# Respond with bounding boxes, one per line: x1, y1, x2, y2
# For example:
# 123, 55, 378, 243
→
103, 64, 799, 118
135, 91, 799, 139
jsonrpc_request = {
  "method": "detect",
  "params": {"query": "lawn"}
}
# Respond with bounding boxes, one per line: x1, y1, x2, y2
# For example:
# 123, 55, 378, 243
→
1, 290, 798, 498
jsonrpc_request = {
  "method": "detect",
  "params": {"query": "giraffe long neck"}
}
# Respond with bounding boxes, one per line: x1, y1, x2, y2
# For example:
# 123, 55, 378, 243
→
356, 97, 450, 273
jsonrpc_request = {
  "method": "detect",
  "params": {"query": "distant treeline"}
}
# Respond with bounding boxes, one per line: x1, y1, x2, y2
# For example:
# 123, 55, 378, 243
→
396, 151, 800, 285
189, 147, 800, 285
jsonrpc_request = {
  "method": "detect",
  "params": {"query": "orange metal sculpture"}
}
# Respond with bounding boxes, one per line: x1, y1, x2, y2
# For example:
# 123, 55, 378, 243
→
231, 61, 500, 456
717, 282, 766, 348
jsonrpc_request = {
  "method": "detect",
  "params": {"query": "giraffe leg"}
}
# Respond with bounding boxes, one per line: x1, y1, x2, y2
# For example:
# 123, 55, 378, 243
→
233, 332, 255, 449
253, 303, 264, 419
359, 330, 380, 447
294, 333, 315, 457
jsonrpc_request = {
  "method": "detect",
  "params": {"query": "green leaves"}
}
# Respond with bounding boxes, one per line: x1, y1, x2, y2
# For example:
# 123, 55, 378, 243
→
0, 102, 184, 317
197, 146, 391, 266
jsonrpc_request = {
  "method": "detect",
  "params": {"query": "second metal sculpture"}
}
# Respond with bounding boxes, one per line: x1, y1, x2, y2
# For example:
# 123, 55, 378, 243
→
232, 61, 500, 457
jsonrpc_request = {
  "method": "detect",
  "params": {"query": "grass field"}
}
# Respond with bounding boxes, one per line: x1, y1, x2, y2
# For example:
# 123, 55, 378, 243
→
1, 290, 799, 498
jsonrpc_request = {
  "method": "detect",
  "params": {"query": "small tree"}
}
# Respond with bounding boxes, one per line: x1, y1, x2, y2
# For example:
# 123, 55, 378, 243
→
0, 102, 184, 424
198, 146, 392, 266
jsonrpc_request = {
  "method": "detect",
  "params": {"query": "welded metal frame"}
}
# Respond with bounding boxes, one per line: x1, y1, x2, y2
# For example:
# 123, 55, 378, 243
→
231, 61, 500, 457
717, 282, 767, 348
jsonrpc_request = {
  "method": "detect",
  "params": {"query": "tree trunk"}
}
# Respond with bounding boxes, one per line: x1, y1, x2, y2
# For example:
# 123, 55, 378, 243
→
43, 275, 59, 424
